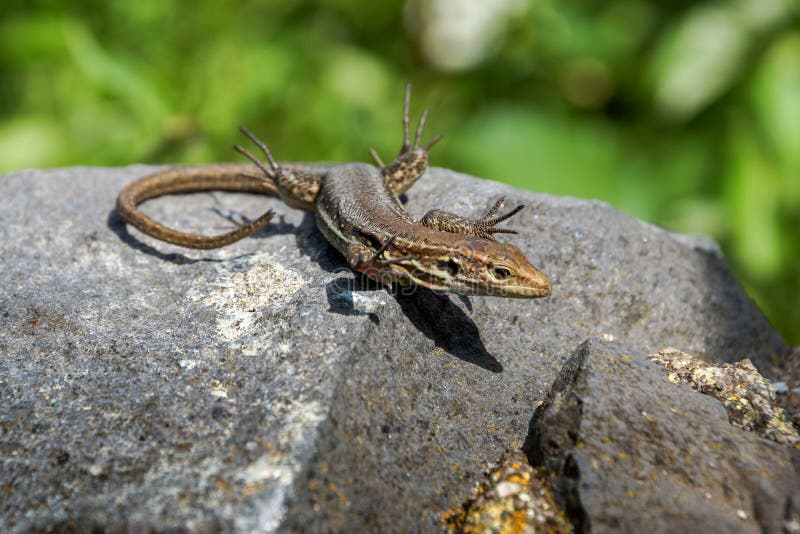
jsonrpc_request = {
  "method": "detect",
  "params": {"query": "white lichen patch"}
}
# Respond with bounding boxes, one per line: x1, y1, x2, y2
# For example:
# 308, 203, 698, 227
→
193, 253, 308, 347
179, 359, 198, 370
350, 290, 387, 314
237, 400, 327, 487
210, 380, 228, 399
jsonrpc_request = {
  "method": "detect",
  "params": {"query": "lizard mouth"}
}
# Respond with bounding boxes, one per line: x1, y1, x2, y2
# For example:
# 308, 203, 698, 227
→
474, 269, 552, 298
392, 266, 551, 299
476, 281, 552, 299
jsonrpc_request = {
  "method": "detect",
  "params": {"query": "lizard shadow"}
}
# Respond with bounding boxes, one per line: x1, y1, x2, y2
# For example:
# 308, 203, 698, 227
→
393, 288, 502, 373
324, 276, 383, 325
323, 271, 503, 374
108, 209, 206, 264
292, 212, 352, 272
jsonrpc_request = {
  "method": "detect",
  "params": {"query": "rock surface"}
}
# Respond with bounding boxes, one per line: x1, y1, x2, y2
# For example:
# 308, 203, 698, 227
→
0, 165, 795, 532
776, 347, 800, 432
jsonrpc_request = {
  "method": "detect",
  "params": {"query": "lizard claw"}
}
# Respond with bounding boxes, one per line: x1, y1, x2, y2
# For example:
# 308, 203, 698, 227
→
369, 147, 385, 168
377, 84, 442, 194
478, 197, 524, 237
399, 84, 441, 157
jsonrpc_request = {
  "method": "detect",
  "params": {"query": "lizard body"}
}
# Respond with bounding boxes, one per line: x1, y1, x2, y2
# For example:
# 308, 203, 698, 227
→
116, 86, 551, 298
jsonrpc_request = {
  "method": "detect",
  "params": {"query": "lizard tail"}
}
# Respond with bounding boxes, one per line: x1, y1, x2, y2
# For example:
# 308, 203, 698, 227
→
116, 164, 278, 249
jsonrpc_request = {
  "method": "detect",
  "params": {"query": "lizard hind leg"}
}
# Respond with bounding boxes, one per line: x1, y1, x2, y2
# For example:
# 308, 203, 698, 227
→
235, 126, 321, 211
234, 126, 281, 182
373, 84, 443, 196
419, 197, 524, 241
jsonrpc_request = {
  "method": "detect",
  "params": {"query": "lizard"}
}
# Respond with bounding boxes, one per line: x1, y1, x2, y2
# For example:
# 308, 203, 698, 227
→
116, 85, 552, 298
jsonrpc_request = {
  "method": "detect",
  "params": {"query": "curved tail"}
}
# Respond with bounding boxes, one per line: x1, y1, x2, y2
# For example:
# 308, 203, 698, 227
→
115, 164, 277, 249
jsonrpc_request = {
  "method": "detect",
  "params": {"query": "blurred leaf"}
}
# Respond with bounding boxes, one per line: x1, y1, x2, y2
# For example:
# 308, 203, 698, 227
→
651, 6, 749, 121
539, 0, 655, 63
62, 19, 169, 129
192, 41, 293, 136
447, 106, 659, 220
0, 15, 67, 62
323, 46, 392, 110
751, 31, 800, 194
662, 198, 726, 239
724, 115, 783, 279
0, 117, 63, 172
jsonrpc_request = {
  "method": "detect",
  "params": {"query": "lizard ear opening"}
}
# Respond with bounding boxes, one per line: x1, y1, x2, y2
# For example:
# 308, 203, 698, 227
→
438, 259, 459, 276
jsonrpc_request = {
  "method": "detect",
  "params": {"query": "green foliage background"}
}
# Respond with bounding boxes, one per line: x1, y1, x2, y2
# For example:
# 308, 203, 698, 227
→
1, 1, 798, 344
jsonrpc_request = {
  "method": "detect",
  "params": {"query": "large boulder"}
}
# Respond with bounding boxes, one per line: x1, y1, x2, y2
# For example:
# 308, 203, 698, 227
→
0, 165, 794, 532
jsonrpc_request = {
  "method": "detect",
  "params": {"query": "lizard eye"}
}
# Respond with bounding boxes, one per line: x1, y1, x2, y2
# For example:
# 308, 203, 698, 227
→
491, 266, 513, 280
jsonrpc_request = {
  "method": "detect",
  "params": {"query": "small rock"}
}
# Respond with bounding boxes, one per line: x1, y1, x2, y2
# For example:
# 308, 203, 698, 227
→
87, 464, 103, 477
773, 381, 789, 394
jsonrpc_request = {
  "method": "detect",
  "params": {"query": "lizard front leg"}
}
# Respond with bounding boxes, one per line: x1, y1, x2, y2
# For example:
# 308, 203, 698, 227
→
346, 236, 415, 287
419, 197, 524, 241
371, 84, 442, 196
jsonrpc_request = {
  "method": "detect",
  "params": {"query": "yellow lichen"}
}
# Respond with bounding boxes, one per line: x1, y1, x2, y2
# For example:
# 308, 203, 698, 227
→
649, 348, 800, 446
441, 451, 572, 534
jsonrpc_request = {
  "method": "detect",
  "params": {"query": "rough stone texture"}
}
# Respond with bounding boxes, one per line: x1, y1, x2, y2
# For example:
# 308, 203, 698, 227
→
0, 165, 794, 532
776, 346, 800, 431
525, 338, 799, 534
650, 348, 800, 446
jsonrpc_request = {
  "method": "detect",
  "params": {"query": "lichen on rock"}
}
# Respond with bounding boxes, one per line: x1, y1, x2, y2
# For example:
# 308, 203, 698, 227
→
649, 347, 800, 446
441, 451, 571, 534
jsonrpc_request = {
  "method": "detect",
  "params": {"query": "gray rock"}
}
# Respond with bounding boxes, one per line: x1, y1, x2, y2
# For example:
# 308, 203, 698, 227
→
0, 165, 792, 532
525, 338, 798, 533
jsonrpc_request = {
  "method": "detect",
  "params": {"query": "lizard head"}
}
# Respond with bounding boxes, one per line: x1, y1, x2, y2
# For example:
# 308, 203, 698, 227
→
389, 237, 552, 299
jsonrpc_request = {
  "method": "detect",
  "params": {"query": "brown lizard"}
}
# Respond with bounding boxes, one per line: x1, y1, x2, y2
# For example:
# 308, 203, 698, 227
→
116, 85, 552, 298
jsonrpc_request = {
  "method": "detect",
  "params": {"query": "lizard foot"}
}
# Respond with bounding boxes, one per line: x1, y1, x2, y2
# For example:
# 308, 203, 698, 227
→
419, 197, 524, 241
373, 83, 442, 195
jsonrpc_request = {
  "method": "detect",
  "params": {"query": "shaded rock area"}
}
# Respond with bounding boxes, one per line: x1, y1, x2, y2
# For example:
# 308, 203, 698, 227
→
0, 165, 796, 532
776, 347, 800, 432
